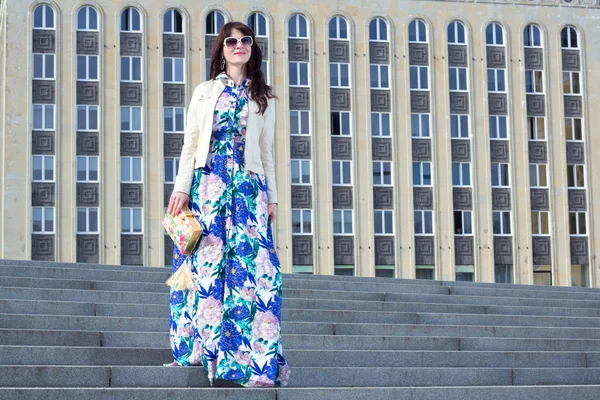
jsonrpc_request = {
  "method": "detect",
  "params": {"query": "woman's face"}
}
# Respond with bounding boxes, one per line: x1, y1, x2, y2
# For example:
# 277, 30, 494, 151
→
223, 28, 252, 70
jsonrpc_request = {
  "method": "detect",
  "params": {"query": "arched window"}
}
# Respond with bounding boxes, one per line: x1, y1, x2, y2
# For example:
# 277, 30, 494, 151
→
561, 26, 578, 49
288, 14, 308, 38
33, 4, 54, 29
163, 9, 183, 34
329, 16, 348, 40
121, 7, 141, 32
485, 23, 504, 46
368, 17, 387, 41
524, 24, 541, 47
77, 6, 98, 31
408, 19, 427, 43
247, 12, 267, 37
206, 11, 224, 35
448, 21, 465, 44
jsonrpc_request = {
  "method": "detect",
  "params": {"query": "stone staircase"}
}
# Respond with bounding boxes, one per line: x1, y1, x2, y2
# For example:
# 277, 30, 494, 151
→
1, 259, 600, 399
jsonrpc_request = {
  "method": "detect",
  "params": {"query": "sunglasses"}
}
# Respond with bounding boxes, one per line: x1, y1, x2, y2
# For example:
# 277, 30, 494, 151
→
223, 35, 253, 49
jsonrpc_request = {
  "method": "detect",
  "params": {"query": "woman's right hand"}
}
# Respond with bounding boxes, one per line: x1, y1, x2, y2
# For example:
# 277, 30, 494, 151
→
168, 191, 190, 216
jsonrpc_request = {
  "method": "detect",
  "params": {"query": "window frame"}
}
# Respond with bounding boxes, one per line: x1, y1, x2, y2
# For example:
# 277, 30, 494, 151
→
120, 106, 142, 132
529, 163, 548, 188
454, 210, 473, 235
449, 67, 468, 91
77, 105, 99, 132
410, 66, 429, 90
120, 7, 141, 33
77, 6, 99, 31
121, 207, 143, 234
414, 210, 434, 235
291, 209, 312, 235
163, 9, 184, 34
329, 16, 349, 40
528, 117, 546, 141
370, 64, 390, 89
163, 107, 185, 133
77, 156, 99, 182
33, 53, 55, 80
448, 21, 466, 45
163, 57, 185, 83
32, 155, 55, 182
491, 163, 510, 187
32, 104, 55, 131
120, 156, 143, 183
561, 26, 578, 49
485, 23, 504, 46
289, 61, 309, 87
288, 14, 308, 39
408, 19, 427, 43
492, 211, 512, 236
487, 68, 506, 93
290, 111, 310, 135
33, 4, 55, 30
77, 55, 99, 81
531, 211, 550, 236
164, 157, 180, 184
248, 12, 268, 37
77, 207, 100, 234
413, 161, 432, 187
569, 211, 587, 236
452, 162, 471, 187
565, 118, 583, 142
371, 112, 391, 137
330, 63, 350, 88
562, 71, 581, 95
330, 111, 351, 136
567, 164, 585, 188
333, 209, 353, 235
411, 113, 430, 138
374, 210, 394, 235
291, 159, 311, 185
373, 161, 393, 186
489, 115, 508, 139
32, 207, 55, 234
525, 70, 544, 94
523, 24, 542, 48
368, 17, 388, 42
120, 56, 142, 82
332, 160, 352, 185
450, 114, 469, 138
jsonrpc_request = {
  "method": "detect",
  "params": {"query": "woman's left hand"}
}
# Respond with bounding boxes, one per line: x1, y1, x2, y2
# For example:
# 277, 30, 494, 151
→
268, 203, 277, 221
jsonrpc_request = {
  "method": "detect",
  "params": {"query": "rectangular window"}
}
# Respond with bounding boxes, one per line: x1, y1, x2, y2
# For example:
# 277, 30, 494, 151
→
567, 165, 585, 188
449, 67, 467, 91
164, 58, 185, 83
164, 107, 185, 133
120, 56, 142, 82
292, 209, 312, 234
374, 210, 394, 234
456, 264, 475, 282
290, 111, 310, 135
529, 164, 547, 188
33, 53, 55, 79
413, 162, 432, 186
121, 157, 143, 183
77, 207, 99, 234
77, 156, 99, 182
333, 209, 353, 235
533, 264, 552, 286
164, 157, 180, 184
121, 207, 143, 233
454, 210, 473, 235
416, 265, 435, 280
371, 113, 391, 137
32, 207, 55, 234
289, 62, 309, 86
32, 155, 54, 182
77, 105, 99, 131
528, 117, 545, 140
491, 163, 510, 187
291, 159, 311, 184
487, 68, 506, 92
373, 161, 392, 185
531, 211, 550, 235
32, 104, 54, 130
120, 106, 142, 132
489, 116, 508, 139
492, 211, 511, 235
77, 55, 98, 81
450, 115, 469, 138
330, 63, 350, 87
571, 264, 589, 288
414, 210, 434, 235
411, 114, 430, 137
565, 118, 583, 141
495, 264, 514, 284
370, 64, 389, 88
452, 162, 471, 186
332, 160, 352, 185
331, 112, 351, 136
569, 212, 587, 235
410, 66, 429, 90
525, 70, 543, 93
562, 71, 580, 94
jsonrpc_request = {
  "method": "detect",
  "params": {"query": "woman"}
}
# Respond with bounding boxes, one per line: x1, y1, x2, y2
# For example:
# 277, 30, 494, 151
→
164, 21, 290, 388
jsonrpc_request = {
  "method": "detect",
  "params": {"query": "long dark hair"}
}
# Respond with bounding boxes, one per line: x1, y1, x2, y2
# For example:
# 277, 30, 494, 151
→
209, 21, 274, 114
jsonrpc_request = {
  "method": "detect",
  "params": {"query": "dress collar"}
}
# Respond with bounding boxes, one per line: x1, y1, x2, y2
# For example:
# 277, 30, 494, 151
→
216, 72, 251, 89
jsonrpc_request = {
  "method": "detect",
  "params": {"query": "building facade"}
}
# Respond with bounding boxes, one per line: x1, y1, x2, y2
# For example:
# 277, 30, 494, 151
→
1, 0, 599, 287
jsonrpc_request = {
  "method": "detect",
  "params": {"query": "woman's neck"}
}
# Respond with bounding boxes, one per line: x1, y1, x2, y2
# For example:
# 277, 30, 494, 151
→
225, 65, 247, 86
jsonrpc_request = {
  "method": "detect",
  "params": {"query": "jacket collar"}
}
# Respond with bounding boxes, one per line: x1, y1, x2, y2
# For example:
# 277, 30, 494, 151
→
215, 72, 251, 89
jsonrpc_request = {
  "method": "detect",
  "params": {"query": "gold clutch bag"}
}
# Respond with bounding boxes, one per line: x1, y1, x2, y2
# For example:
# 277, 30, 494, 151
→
162, 205, 202, 290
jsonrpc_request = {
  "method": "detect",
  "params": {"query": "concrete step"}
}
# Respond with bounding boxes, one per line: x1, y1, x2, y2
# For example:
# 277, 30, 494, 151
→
3, 298, 600, 328
1, 346, 594, 368
5, 313, 600, 339
4, 328, 600, 352
3, 365, 600, 387
2, 386, 600, 400
4, 286, 600, 319
3, 264, 600, 301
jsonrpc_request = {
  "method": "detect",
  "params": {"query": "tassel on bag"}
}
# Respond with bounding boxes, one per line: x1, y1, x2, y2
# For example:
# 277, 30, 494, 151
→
165, 257, 196, 290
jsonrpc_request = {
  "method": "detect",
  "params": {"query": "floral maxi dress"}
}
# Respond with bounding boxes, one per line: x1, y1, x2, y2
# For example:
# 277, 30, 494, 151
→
167, 75, 290, 388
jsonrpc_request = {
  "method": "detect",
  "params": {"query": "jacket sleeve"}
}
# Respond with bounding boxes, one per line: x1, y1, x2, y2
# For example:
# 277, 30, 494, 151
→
260, 97, 278, 204
173, 85, 201, 195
